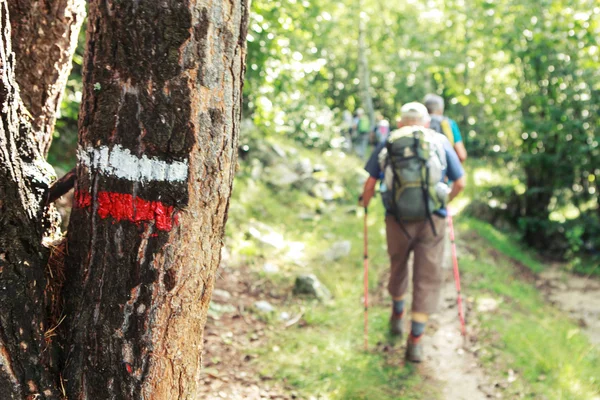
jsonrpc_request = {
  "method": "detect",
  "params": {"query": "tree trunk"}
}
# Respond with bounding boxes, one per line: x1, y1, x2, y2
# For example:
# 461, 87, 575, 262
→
62, 0, 249, 398
8, 0, 85, 156
357, 0, 375, 127
0, 1, 61, 398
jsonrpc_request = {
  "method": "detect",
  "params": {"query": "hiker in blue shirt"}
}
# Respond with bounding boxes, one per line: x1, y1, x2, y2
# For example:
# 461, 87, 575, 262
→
423, 94, 467, 163
361, 102, 466, 362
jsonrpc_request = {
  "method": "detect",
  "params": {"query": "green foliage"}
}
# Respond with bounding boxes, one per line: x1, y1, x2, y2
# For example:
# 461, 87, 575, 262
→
48, 20, 86, 174
243, 0, 600, 257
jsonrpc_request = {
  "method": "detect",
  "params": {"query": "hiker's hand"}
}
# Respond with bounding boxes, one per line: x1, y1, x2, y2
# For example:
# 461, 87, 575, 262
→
359, 192, 373, 208
360, 177, 377, 208
358, 195, 365, 208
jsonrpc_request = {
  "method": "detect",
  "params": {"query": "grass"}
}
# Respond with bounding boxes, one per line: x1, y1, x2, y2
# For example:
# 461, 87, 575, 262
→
227, 140, 600, 399
227, 142, 433, 399
457, 218, 600, 399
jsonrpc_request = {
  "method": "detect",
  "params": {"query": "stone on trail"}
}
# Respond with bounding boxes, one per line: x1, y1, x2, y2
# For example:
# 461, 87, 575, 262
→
264, 163, 301, 187
476, 297, 500, 313
212, 289, 232, 303
324, 240, 352, 261
254, 300, 275, 313
295, 158, 313, 178
208, 302, 236, 318
247, 221, 286, 249
311, 182, 335, 201
263, 262, 280, 274
293, 274, 332, 301
250, 158, 263, 180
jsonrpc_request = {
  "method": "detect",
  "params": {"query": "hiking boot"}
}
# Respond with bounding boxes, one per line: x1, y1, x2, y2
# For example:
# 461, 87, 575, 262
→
389, 313, 404, 337
405, 338, 424, 363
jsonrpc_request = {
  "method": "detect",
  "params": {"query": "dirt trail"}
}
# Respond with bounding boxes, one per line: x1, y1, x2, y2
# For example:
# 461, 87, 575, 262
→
538, 267, 600, 346
198, 264, 292, 400
422, 275, 496, 400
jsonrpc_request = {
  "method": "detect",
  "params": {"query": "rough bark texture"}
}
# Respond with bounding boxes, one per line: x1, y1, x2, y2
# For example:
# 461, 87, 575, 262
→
0, 1, 60, 398
9, 0, 85, 155
62, 0, 249, 398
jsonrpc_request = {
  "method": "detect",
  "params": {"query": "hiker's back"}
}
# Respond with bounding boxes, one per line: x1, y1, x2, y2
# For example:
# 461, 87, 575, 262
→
378, 126, 448, 221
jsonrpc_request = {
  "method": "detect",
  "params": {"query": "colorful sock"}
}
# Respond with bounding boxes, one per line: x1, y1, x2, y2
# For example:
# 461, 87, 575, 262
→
410, 321, 426, 342
392, 300, 405, 317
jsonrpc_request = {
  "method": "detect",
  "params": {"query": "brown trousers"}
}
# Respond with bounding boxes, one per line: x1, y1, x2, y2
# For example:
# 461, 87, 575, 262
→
386, 215, 447, 315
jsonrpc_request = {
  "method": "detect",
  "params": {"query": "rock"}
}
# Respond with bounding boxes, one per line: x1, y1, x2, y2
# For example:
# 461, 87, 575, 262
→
250, 158, 263, 180
247, 221, 286, 249
264, 163, 301, 187
311, 182, 335, 201
296, 176, 318, 192
212, 289, 232, 303
254, 300, 275, 313
476, 297, 500, 313
298, 213, 316, 221
208, 302, 236, 318
313, 163, 326, 173
279, 312, 291, 321
295, 158, 313, 178
271, 143, 287, 158
324, 240, 352, 261
293, 274, 332, 301
263, 262, 279, 274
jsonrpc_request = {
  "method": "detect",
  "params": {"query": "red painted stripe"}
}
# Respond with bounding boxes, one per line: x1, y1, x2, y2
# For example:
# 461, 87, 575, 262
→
74, 190, 178, 232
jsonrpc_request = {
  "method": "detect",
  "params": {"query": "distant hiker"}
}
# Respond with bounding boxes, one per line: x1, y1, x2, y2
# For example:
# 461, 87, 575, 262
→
360, 102, 466, 362
343, 109, 354, 149
423, 94, 467, 163
373, 118, 390, 144
353, 108, 371, 159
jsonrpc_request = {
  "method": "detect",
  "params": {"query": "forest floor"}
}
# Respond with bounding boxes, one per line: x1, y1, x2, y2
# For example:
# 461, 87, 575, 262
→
197, 140, 600, 399
199, 226, 600, 400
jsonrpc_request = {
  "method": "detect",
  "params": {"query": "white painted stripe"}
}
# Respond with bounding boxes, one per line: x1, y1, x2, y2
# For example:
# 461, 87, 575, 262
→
78, 144, 188, 183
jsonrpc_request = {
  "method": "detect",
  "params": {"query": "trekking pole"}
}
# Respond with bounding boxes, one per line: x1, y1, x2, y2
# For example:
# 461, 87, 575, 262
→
363, 206, 369, 350
447, 206, 467, 337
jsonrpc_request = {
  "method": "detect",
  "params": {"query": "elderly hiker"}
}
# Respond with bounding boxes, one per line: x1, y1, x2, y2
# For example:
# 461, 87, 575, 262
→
360, 102, 466, 362
353, 108, 371, 159
423, 94, 467, 163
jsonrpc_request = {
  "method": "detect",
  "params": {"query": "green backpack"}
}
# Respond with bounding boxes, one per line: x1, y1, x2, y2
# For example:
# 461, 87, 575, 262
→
357, 116, 370, 133
378, 126, 448, 235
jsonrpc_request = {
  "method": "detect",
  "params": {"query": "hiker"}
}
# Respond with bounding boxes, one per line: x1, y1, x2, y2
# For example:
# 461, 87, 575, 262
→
360, 102, 466, 362
342, 109, 354, 150
423, 94, 467, 163
373, 118, 390, 144
353, 108, 371, 159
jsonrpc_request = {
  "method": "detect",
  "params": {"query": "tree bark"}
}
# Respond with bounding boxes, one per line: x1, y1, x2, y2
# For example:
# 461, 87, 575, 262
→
0, 1, 61, 398
357, 0, 375, 127
8, 0, 85, 156
62, 0, 249, 398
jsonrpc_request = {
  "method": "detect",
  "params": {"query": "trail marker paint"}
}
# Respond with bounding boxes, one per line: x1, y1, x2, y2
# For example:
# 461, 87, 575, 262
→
75, 191, 178, 232
78, 144, 188, 183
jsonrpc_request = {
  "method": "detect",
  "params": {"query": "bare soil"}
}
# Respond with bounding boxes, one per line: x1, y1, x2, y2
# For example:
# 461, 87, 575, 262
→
198, 264, 293, 400
537, 266, 600, 346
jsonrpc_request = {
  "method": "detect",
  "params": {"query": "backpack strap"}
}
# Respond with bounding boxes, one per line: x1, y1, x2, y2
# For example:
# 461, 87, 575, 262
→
412, 130, 437, 236
440, 118, 454, 145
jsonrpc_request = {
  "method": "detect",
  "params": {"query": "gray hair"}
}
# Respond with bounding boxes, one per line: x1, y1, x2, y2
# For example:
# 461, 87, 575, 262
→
423, 94, 445, 114
400, 102, 430, 125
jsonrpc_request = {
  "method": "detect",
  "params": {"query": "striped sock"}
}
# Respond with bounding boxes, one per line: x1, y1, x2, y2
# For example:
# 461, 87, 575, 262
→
410, 321, 426, 342
392, 300, 405, 318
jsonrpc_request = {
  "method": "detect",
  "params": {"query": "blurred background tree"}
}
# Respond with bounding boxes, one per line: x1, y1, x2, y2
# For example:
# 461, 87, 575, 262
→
50, 0, 600, 262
